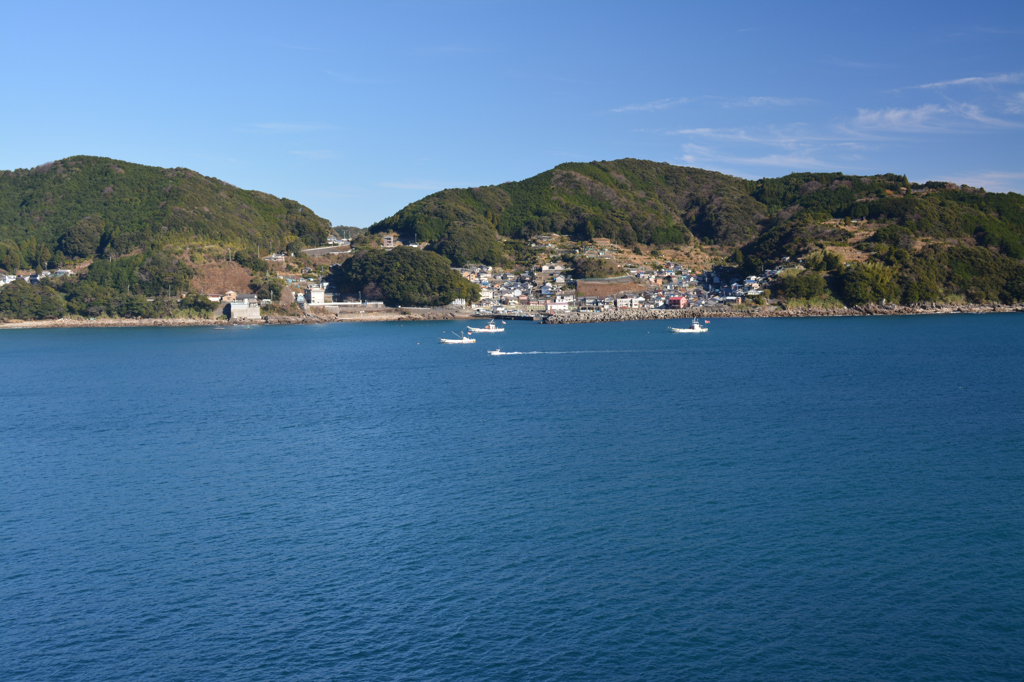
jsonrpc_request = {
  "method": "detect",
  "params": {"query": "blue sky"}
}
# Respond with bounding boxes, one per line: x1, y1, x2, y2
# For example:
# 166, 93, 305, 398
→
2, 1, 1022, 226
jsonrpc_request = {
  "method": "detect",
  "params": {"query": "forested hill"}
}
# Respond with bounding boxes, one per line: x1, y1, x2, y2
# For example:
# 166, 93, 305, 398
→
368, 158, 1024, 268
370, 159, 766, 265
0, 156, 331, 264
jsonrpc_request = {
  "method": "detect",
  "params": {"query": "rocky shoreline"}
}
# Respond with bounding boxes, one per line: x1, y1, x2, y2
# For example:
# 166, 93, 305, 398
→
542, 302, 1024, 324
3, 303, 1020, 329
0, 309, 476, 329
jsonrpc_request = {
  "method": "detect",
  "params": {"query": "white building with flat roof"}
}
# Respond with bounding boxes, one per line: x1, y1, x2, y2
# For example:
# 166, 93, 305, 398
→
304, 286, 325, 305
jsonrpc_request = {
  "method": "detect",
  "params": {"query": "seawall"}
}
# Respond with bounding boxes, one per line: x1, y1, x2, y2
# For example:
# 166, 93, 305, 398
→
542, 302, 1024, 324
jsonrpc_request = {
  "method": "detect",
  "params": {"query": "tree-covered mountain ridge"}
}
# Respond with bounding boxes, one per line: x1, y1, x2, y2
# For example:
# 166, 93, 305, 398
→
0, 155, 331, 267
369, 158, 1024, 267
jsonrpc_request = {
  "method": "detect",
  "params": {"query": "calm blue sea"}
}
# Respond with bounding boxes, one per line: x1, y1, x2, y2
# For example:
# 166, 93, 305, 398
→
2, 315, 1023, 681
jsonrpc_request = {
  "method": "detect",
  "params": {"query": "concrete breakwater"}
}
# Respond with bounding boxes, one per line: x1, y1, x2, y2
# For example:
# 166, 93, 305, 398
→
5, 303, 1021, 330
1, 308, 477, 329
543, 302, 1024, 324
0, 317, 230, 329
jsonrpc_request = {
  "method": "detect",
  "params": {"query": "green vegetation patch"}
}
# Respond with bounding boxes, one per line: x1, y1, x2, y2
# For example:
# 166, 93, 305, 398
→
0, 156, 332, 270
328, 247, 480, 307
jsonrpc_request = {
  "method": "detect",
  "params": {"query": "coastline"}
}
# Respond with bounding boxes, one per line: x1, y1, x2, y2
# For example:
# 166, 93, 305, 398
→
0, 309, 477, 330
542, 302, 1024, 323
2, 302, 1021, 330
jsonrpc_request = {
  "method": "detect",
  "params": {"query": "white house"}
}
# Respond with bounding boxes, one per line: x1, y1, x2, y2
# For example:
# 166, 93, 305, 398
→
228, 298, 260, 320
304, 286, 325, 305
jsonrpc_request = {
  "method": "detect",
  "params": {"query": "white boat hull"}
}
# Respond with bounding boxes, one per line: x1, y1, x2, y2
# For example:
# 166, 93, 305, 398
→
467, 323, 505, 333
669, 320, 709, 333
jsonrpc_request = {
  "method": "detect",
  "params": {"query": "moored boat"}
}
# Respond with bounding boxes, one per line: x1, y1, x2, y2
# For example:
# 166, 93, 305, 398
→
669, 318, 709, 333
440, 332, 476, 344
467, 321, 505, 333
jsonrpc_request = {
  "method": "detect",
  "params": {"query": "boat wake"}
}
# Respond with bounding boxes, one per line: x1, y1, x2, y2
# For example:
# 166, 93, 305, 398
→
489, 349, 661, 356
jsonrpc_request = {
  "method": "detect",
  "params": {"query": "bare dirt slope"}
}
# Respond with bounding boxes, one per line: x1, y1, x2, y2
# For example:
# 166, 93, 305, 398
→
191, 261, 253, 297
576, 279, 648, 298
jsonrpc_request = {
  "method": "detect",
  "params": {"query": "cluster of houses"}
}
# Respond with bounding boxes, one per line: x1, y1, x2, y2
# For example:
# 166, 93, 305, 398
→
456, 264, 576, 312
283, 233, 784, 314
3, 230, 789, 320
0, 270, 76, 287
459, 262, 777, 313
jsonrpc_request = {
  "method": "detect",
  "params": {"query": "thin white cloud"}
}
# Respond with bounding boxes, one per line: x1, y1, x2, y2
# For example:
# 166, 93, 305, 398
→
288, 150, 335, 160
379, 181, 443, 191
670, 126, 835, 150
679, 142, 714, 165
953, 102, 1022, 128
852, 103, 1021, 132
729, 153, 829, 168
725, 96, 814, 108
672, 127, 761, 142
915, 72, 1024, 89
679, 142, 828, 169
853, 104, 948, 132
1005, 92, 1024, 114
944, 171, 1024, 193
611, 98, 692, 113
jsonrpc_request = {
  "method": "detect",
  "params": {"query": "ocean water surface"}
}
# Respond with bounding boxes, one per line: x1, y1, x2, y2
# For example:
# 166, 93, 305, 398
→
2, 315, 1023, 680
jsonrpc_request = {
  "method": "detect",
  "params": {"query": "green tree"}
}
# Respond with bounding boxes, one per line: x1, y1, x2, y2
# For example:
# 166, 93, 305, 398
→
57, 279, 117, 317
59, 216, 105, 258
773, 269, 827, 300
0, 242, 21, 272
37, 246, 52, 272
432, 223, 505, 267
838, 262, 900, 304
0, 280, 67, 320
806, 249, 841, 271
179, 292, 217, 313
251, 272, 285, 301
233, 249, 266, 272
329, 247, 480, 306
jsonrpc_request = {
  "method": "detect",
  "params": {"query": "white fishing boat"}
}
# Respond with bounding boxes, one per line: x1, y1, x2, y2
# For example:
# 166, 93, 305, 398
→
487, 349, 508, 356
467, 321, 505, 333
440, 332, 476, 344
669, 318, 709, 333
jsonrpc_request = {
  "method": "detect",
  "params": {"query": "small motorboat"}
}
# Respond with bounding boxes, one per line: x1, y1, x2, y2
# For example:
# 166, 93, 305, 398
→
669, 318, 709, 333
487, 349, 508, 356
440, 332, 476, 344
467, 321, 505, 333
